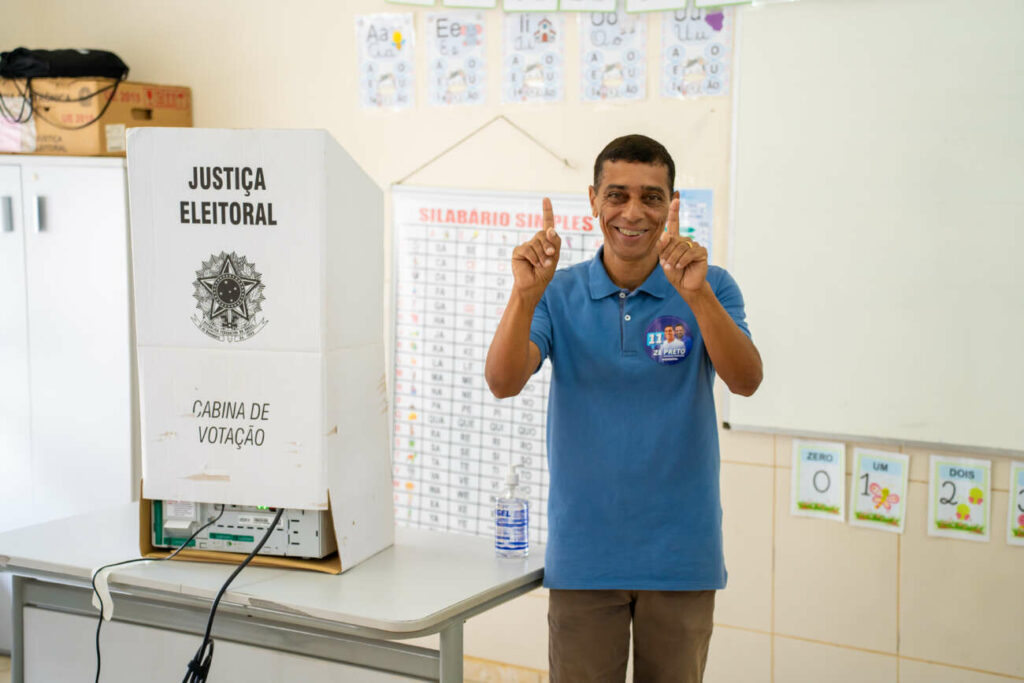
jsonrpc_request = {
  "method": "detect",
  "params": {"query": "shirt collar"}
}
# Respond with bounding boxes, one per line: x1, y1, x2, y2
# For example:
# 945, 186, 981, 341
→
587, 246, 674, 300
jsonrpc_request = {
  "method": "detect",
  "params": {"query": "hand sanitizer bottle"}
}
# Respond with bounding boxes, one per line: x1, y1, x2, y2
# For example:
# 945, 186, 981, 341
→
495, 464, 529, 558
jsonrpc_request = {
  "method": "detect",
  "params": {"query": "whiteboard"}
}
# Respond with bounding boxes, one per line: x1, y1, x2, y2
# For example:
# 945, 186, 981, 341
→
726, 0, 1024, 454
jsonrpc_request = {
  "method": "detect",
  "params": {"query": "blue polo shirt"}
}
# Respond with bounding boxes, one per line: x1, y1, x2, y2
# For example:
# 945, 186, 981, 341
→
530, 248, 751, 590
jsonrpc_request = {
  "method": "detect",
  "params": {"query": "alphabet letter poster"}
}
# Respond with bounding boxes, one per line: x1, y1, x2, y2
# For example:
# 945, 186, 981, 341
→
579, 9, 647, 102
502, 13, 565, 103
428, 12, 487, 106
356, 13, 416, 110
661, 6, 733, 98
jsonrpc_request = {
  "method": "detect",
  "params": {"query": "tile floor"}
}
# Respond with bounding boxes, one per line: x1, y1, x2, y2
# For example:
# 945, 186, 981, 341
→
0, 654, 546, 683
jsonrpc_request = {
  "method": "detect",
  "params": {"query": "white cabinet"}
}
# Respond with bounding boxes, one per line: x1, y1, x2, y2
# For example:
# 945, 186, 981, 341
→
0, 156, 135, 529
0, 156, 136, 651
0, 165, 32, 531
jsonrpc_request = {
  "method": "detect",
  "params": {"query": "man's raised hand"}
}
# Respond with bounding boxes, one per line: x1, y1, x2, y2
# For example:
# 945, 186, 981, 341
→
511, 197, 561, 302
658, 197, 708, 295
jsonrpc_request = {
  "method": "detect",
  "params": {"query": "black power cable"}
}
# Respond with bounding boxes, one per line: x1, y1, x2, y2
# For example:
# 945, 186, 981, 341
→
0, 77, 122, 130
0, 78, 35, 123
92, 503, 226, 683
181, 507, 285, 683
26, 78, 123, 130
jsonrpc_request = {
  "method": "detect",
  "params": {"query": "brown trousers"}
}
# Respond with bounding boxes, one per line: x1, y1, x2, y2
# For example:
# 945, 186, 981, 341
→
548, 589, 715, 683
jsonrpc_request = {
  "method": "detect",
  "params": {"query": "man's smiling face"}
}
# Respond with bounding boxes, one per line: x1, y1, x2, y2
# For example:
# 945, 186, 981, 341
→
589, 160, 672, 267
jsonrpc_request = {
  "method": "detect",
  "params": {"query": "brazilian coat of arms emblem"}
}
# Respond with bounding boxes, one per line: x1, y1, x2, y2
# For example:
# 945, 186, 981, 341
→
192, 251, 267, 342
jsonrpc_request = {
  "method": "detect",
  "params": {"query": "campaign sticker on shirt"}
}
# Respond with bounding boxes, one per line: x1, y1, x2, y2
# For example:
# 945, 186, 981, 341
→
644, 316, 692, 365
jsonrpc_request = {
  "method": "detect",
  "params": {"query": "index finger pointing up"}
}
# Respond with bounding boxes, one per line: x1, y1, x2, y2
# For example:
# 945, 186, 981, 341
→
667, 197, 680, 236
542, 197, 555, 233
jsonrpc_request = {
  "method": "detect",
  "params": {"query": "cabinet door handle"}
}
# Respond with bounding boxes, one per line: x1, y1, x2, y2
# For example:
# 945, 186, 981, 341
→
35, 195, 47, 232
1, 196, 12, 233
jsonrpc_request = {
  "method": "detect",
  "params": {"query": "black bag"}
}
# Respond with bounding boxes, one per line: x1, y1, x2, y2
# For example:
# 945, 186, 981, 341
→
0, 48, 128, 79
0, 48, 129, 129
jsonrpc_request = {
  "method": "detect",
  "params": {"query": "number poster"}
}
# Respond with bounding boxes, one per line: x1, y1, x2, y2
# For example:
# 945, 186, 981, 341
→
391, 187, 600, 543
1009, 461, 1024, 547
791, 440, 846, 522
849, 448, 909, 533
928, 455, 991, 542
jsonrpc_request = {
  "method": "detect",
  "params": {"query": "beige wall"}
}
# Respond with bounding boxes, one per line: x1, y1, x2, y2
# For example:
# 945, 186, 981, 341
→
4, 2, 1022, 681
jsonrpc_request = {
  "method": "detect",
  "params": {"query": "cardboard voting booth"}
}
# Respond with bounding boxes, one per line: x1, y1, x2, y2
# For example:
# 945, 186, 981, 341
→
127, 128, 393, 573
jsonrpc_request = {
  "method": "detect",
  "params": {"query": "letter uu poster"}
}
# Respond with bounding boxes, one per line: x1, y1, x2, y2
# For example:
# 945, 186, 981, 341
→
661, 6, 733, 98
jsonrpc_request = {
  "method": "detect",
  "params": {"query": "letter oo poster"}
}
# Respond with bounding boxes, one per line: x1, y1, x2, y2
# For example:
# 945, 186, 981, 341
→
579, 8, 647, 102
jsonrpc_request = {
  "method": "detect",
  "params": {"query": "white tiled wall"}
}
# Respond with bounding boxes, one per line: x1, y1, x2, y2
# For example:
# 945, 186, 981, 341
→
455, 430, 1024, 682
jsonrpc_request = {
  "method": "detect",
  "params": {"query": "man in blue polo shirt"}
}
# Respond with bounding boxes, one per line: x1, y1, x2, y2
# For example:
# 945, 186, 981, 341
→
485, 134, 762, 682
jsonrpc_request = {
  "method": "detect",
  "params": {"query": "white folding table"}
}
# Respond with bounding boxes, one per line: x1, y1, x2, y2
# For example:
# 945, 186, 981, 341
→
0, 503, 544, 682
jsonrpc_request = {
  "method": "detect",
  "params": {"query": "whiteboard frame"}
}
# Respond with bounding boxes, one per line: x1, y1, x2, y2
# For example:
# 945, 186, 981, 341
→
723, 422, 1023, 460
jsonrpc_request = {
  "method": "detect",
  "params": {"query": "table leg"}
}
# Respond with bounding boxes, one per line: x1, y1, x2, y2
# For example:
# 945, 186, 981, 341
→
438, 620, 464, 683
10, 575, 24, 683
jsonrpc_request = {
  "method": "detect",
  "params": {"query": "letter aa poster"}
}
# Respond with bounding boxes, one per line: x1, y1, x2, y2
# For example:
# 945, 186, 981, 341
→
357, 13, 416, 110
